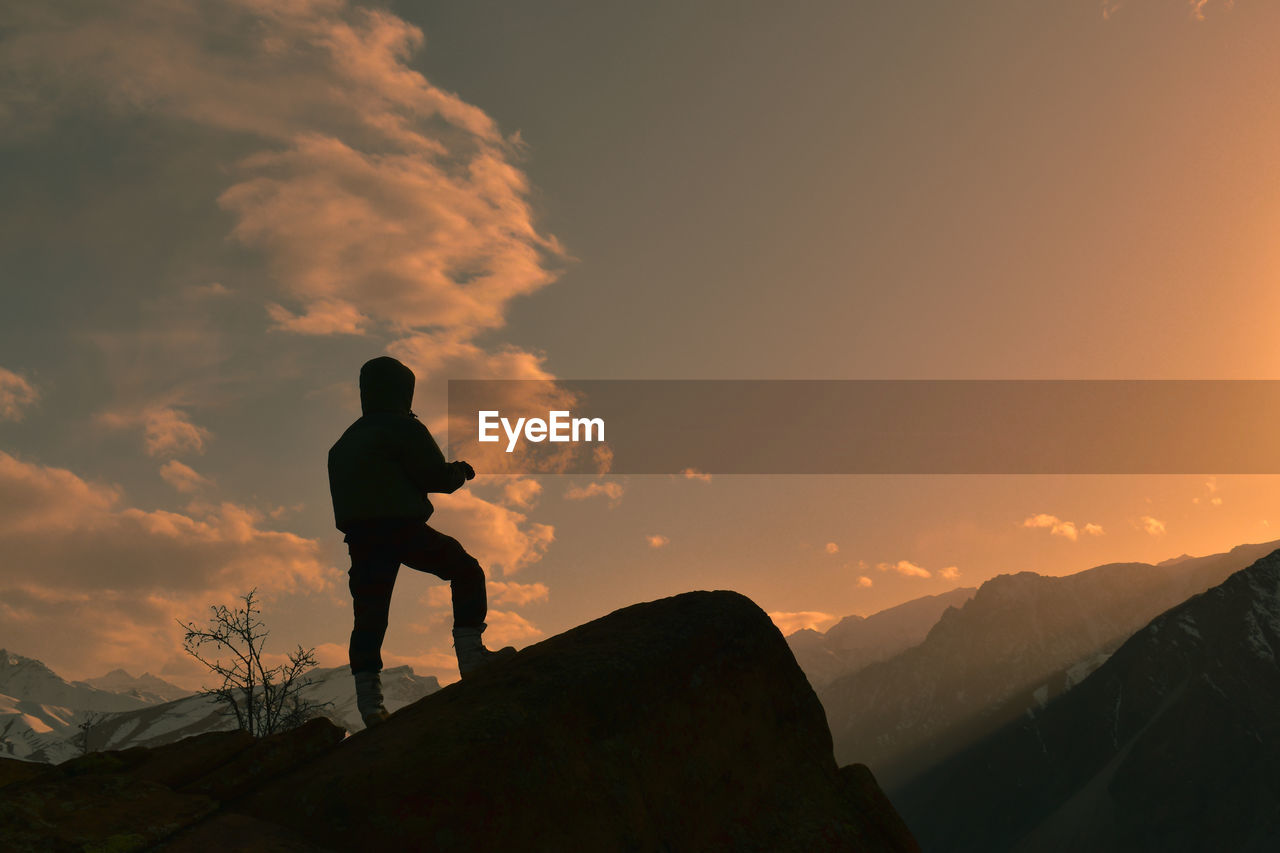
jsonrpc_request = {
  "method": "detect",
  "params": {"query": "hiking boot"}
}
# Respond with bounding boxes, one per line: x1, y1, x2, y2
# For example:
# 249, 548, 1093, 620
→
354, 670, 390, 729
453, 624, 517, 678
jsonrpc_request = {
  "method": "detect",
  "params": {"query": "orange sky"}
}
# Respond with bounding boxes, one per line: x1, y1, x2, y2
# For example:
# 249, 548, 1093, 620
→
2, 0, 1279, 689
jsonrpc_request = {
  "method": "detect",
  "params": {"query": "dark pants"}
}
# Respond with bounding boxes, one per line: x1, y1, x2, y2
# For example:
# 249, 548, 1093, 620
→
344, 520, 487, 674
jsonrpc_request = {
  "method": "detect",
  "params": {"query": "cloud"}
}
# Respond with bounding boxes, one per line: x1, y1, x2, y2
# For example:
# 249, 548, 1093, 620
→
768, 611, 836, 635
500, 478, 542, 508
0, 369, 39, 421
1193, 478, 1223, 507
646, 534, 670, 549
877, 560, 931, 579
564, 481, 624, 505
824, 542, 839, 554
938, 566, 960, 580
1190, 0, 1234, 21
427, 489, 554, 576
486, 580, 550, 607
1139, 515, 1167, 536
158, 460, 213, 493
482, 609, 545, 647
389, 333, 590, 476
422, 579, 549, 609
680, 468, 712, 482
856, 576, 874, 588
1022, 513, 1077, 540
1022, 513, 1104, 542
98, 406, 211, 457
4, 0, 566, 412
0, 451, 336, 681
1102, 0, 1233, 21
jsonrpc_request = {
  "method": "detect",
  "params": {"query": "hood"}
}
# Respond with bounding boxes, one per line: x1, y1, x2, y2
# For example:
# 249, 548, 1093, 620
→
359, 356, 416, 416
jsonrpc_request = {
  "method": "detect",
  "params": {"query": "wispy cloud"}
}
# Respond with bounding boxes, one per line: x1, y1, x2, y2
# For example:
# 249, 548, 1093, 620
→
97, 406, 211, 457
680, 468, 712, 482
500, 478, 542, 508
1022, 513, 1104, 542
938, 565, 961, 580
428, 489, 554, 576
482, 609, 545, 647
423, 579, 548, 609
1139, 515, 1167, 536
5, 0, 567, 434
564, 481, 624, 505
824, 542, 839, 554
646, 534, 670, 549
768, 611, 836, 635
857, 576, 874, 588
158, 460, 213, 493
1190, 0, 1235, 21
1193, 478, 1223, 506
877, 560, 931, 579
487, 580, 550, 607
0, 368, 38, 421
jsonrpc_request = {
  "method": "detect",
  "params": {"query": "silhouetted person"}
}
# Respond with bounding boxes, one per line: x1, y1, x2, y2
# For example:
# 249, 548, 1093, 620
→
328, 356, 516, 728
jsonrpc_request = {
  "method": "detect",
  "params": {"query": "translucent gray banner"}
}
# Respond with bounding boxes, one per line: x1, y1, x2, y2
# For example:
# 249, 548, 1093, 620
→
446, 380, 1280, 474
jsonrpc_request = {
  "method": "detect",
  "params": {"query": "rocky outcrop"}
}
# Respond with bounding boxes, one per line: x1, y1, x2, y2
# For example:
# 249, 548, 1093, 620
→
2, 590, 917, 852
0, 718, 344, 852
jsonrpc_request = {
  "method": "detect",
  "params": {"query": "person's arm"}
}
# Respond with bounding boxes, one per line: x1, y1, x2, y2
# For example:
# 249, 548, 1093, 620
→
399, 418, 470, 494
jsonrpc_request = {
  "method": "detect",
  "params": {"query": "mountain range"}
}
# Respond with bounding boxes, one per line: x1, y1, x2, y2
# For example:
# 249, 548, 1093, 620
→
786, 587, 977, 688
818, 539, 1280, 791
896, 546, 1280, 852
0, 650, 438, 763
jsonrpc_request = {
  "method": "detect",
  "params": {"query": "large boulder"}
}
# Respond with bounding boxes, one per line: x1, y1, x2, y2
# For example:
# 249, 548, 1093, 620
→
231, 589, 916, 851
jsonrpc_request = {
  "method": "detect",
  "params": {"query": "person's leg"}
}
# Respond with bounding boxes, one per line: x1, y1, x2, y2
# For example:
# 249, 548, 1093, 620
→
346, 533, 400, 726
398, 524, 487, 629
347, 543, 400, 674
399, 523, 516, 676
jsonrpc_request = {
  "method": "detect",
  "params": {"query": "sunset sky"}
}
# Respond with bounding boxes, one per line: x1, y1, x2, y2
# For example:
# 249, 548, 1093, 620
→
3, 0, 1280, 688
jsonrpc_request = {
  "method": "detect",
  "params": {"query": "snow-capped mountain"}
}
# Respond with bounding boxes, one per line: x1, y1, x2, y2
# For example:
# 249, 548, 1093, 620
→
0, 650, 156, 713
899, 546, 1280, 853
0, 649, 162, 763
84, 664, 440, 754
0, 652, 439, 763
820, 539, 1280, 791
82, 669, 191, 704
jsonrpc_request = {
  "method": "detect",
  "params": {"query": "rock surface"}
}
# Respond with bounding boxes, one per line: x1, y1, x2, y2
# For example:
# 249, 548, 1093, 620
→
0, 719, 343, 852
231, 589, 915, 851
2, 590, 917, 852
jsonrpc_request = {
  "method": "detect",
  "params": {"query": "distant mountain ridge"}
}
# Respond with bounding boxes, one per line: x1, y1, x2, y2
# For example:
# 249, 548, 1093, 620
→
1, 649, 167, 763
83, 669, 191, 704
81, 663, 439, 755
820, 539, 1280, 791
0, 651, 439, 763
786, 587, 977, 688
898, 546, 1280, 852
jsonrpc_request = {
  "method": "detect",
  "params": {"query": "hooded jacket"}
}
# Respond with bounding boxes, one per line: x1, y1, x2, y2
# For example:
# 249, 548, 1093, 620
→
327, 356, 467, 533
